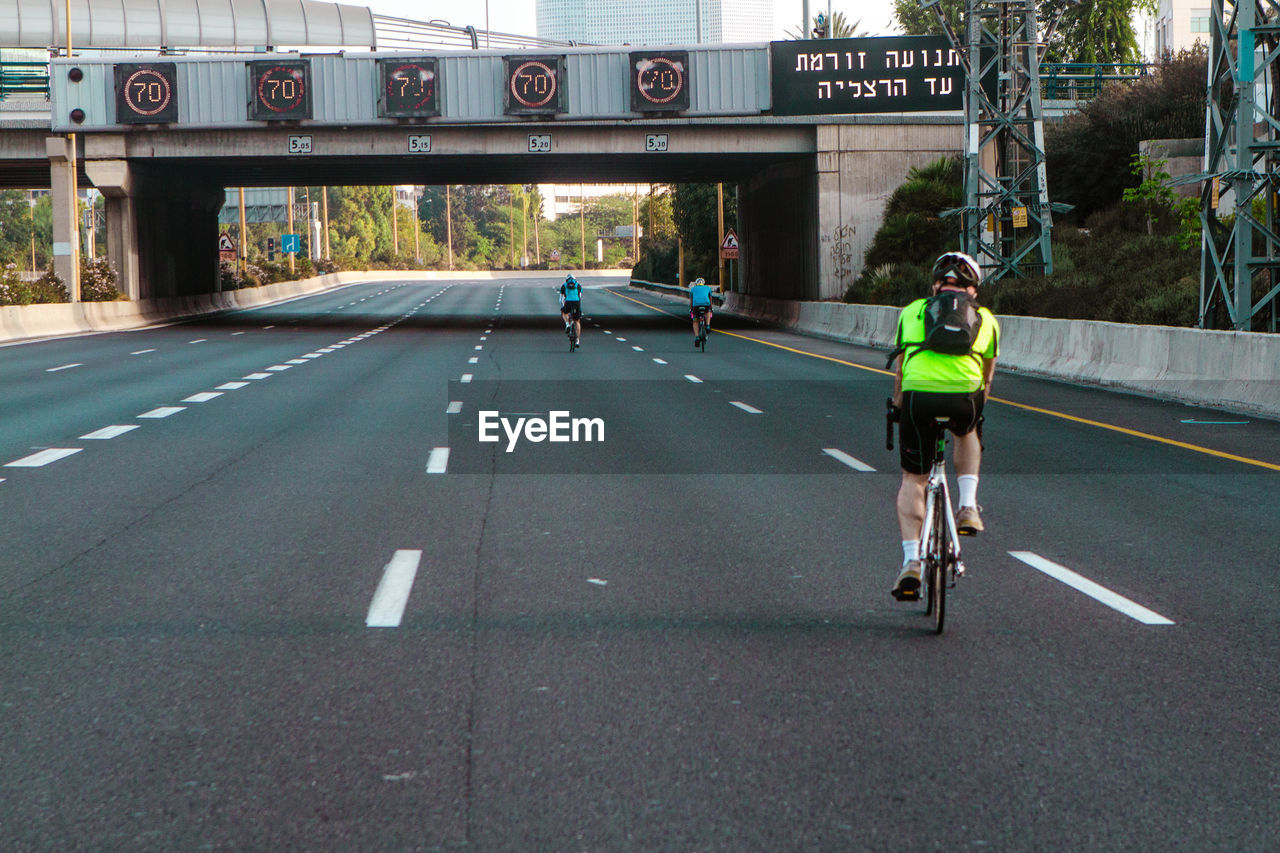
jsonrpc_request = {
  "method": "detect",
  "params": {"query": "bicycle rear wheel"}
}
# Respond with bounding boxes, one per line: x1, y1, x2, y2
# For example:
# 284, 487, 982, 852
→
931, 556, 946, 634
924, 487, 947, 632
699, 319, 707, 352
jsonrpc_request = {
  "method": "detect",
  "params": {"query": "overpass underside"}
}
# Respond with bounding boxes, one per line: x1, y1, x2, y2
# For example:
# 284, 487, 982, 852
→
10, 121, 961, 301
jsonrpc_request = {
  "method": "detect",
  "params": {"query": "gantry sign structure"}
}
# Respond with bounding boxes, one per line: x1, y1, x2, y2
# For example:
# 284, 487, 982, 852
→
1196, 0, 1280, 331
916, 0, 1071, 280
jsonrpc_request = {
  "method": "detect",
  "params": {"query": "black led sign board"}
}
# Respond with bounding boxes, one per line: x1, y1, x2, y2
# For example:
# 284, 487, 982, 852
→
504, 56, 565, 115
248, 60, 312, 121
630, 51, 690, 112
771, 35, 964, 115
379, 58, 440, 118
114, 63, 178, 124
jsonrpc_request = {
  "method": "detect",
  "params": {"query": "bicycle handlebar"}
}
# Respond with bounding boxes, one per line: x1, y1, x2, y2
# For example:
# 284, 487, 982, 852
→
886, 397, 899, 451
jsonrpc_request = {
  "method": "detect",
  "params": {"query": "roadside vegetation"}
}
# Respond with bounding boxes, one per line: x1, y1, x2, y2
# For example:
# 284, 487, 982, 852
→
845, 49, 1207, 327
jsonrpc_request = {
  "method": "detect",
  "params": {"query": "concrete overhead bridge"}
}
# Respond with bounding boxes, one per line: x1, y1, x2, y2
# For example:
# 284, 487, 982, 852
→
4, 39, 968, 301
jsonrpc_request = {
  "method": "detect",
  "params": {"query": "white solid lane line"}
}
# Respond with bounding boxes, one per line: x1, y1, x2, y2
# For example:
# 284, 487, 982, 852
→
1008, 551, 1175, 625
182, 392, 223, 403
447, 401, 463, 414
138, 407, 186, 419
6, 448, 82, 467
216, 382, 250, 390
81, 425, 140, 440
426, 447, 450, 474
46, 363, 82, 372
730, 401, 763, 414
366, 549, 424, 628
822, 448, 876, 472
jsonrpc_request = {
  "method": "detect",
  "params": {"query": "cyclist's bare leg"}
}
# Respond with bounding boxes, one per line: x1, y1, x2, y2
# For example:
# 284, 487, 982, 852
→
953, 430, 981, 477
897, 471, 928, 540
573, 318, 581, 339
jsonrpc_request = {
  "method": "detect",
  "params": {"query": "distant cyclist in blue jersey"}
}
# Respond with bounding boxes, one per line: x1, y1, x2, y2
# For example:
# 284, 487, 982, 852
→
560, 274, 583, 346
689, 277, 715, 347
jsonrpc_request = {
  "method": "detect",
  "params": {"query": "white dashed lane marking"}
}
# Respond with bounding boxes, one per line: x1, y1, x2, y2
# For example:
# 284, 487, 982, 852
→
6, 448, 82, 467
730, 401, 763, 414
182, 392, 223, 403
130, 349, 156, 355
81, 425, 140, 440
447, 401, 463, 414
822, 448, 876, 472
1009, 552, 1174, 625
366, 549, 423, 628
684, 375, 702, 384
138, 407, 186, 419
46, 364, 82, 373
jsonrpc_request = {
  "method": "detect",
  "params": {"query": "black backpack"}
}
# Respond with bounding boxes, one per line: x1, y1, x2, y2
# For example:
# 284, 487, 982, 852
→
886, 291, 983, 367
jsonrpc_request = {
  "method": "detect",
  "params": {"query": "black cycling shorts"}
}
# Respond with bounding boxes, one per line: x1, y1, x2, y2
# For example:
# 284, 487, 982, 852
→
562, 301, 581, 320
898, 390, 984, 475
690, 305, 711, 320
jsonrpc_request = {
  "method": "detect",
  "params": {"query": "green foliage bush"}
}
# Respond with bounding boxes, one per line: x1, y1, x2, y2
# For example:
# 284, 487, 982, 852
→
0, 262, 68, 305
632, 237, 678, 284
79, 257, 123, 301
1047, 48, 1206, 223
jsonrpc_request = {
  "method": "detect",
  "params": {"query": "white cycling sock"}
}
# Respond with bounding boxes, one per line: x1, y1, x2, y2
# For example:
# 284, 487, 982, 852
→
902, 540, 919, 565
957, 475, 979, 508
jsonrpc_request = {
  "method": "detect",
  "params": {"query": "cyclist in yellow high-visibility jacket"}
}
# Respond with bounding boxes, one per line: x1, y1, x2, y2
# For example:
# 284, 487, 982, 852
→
890, 251, 999, 601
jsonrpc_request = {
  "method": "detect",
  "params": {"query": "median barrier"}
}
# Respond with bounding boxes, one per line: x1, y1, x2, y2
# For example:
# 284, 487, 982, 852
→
638, 288, 1279, 420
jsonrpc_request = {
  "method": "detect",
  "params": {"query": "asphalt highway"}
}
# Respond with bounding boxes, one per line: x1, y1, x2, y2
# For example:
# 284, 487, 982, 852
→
1, 276, 1278, 851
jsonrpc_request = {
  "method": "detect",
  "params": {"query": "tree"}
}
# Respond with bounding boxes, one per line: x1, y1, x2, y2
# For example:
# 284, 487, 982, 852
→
1043, 0, 1153, 64
1046, 48, 1206, 222
895, 0, 1150, 66
672, 183, 737, 284
893, 0, 963, 37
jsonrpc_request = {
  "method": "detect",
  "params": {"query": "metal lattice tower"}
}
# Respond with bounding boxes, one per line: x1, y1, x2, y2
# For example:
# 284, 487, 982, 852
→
920, 0, 1066, 279
1199, 0, 1280, 331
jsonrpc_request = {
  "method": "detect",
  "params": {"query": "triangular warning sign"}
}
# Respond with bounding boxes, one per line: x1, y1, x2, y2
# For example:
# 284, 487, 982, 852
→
720, 229, 739, 251
218, 232, 235, 251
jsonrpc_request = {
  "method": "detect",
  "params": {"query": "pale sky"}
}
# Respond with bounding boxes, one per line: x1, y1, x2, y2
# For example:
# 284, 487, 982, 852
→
360, 0, 905, 40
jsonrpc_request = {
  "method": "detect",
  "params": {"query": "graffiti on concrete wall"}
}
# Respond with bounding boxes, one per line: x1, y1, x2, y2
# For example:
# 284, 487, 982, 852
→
829, 224, 856, 291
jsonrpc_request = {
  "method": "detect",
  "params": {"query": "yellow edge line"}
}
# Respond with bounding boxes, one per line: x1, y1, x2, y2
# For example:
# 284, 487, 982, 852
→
610, 287, 1280, 473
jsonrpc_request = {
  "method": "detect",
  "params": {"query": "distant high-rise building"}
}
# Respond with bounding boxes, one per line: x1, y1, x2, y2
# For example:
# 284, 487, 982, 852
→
536, 0, 773, 45
1152, 0, 1215, 58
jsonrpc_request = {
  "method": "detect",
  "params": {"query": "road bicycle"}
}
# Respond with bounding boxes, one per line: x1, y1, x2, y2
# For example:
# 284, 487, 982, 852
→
887, 399, 966, 634
564, 305, 580, 352
694, 306, 709, 352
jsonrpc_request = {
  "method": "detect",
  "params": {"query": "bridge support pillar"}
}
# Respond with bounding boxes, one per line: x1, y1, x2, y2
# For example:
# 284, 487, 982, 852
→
46, 136, 81, 302
814, 124, 965, 301
84, 159, 140, 301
